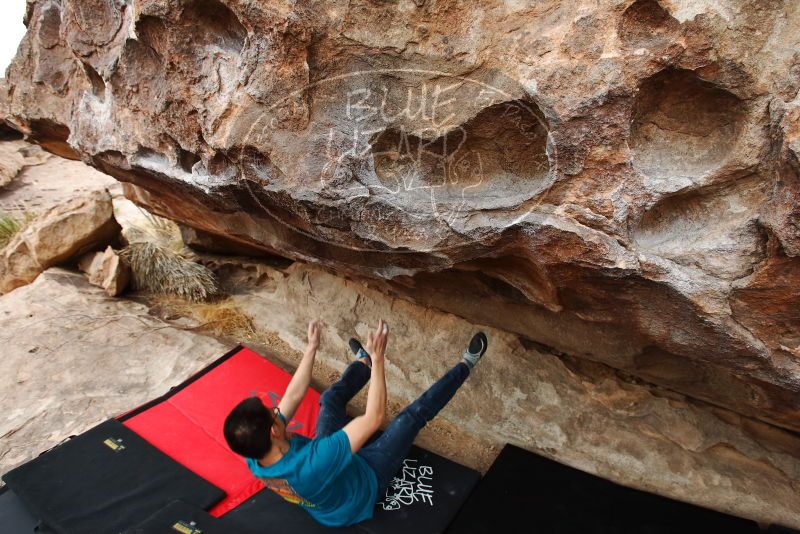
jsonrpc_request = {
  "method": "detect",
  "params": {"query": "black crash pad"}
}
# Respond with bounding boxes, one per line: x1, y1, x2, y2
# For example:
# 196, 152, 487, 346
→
446, 444, 761, 534
123, 500, 241, 534
364, 445, 481, 534
0, 486, 39, 532
220, 486, 359, 534
3, 419, 225, 534
220, 444, 480, 534
768, 526, 800, 534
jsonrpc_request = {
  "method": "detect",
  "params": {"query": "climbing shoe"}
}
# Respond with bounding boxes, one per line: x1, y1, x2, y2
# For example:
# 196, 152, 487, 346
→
462, 332, 488, 369
349, 337, 371, 366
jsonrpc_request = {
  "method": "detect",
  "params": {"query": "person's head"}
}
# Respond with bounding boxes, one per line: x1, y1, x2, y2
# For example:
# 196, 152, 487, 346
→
223, 397, 285, 459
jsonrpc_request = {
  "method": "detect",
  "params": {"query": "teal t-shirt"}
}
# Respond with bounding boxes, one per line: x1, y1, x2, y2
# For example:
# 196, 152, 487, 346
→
246, 430, 378, 527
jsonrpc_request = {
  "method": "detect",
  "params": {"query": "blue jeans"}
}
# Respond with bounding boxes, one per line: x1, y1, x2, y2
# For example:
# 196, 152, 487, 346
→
316, 360, 470, 494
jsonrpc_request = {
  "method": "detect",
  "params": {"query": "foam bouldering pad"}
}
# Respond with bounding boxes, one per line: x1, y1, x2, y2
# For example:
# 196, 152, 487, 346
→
219, 443, 480, 534
362, 444, 481, 534
219, 485, 359, 534
768, 526, 800, 533
2, 419, 224, 534
0, 486, 39, 532
123, 500, 241, 534
446, 444, 760, 534
121, 345, 320, 516
118, 344, 478, 531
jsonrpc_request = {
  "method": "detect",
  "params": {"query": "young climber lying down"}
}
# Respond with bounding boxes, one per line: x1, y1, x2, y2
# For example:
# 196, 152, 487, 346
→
223, 319, 488, 527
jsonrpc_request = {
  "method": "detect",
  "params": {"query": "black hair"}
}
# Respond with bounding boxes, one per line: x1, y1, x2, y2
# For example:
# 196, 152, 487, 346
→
223, 397, 274, 459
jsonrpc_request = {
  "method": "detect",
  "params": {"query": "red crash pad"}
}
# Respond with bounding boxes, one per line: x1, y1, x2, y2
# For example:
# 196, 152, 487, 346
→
122, 346, 321, 516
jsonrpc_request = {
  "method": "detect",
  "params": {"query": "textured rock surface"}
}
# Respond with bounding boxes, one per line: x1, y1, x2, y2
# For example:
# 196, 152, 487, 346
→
78, 245, 130, 296
0, 140, 115, 218
0, 188, 120, 293
109, 182, 173, 246
1, 0, 799, 474
0, 268, 228, 476
202, 256, 800, 528
0, 143, 26, 188
0, 140, 49, 189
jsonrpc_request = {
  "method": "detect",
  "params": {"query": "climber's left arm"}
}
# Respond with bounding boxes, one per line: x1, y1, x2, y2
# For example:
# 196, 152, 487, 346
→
279, 319, 322, 422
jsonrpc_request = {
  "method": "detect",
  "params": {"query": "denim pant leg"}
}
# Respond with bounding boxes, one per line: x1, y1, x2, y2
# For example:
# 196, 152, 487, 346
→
316, 361, 371, 438
358, 362, 470, 493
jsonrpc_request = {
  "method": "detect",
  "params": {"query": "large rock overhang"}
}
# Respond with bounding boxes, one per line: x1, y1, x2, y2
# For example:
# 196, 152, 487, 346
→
2, 0, 799, 432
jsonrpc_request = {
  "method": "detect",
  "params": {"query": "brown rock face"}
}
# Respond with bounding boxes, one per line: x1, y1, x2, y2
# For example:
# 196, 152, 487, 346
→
0, 189, 120, 293
2, 0, 799, 432
209, 257, 800, 528
78, 245, 130, 296
0, 268, 229, 476
0, 140, 49, 189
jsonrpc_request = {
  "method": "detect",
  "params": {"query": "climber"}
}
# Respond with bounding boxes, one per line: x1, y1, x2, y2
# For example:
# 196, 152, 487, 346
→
223, 318, 488, 527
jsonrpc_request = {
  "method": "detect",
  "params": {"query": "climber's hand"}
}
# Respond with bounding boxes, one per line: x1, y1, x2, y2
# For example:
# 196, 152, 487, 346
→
366, 319, 388, 364
307, 319, 323, 350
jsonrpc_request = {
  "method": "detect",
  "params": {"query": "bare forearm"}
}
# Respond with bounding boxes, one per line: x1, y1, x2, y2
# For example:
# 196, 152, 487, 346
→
343, 319, 389, 452
365, 359, 386, 426
281, 320, 323, 421
284, 344, 316, 402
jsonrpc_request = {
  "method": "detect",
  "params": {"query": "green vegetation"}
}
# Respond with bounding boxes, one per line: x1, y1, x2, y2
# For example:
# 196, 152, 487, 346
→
0, 212, 34, 249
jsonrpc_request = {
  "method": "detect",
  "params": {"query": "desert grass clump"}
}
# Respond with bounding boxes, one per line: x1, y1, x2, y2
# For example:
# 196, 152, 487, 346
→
0, 215, 23, 249
0, 211, 34, 249
127, 208, 185, 252
120, 241, 219, 302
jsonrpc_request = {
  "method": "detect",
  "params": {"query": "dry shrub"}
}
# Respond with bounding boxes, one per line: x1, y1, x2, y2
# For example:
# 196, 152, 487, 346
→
120, 241, 219, 302
127, 208, 184, 252
152, 295, 265, 342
